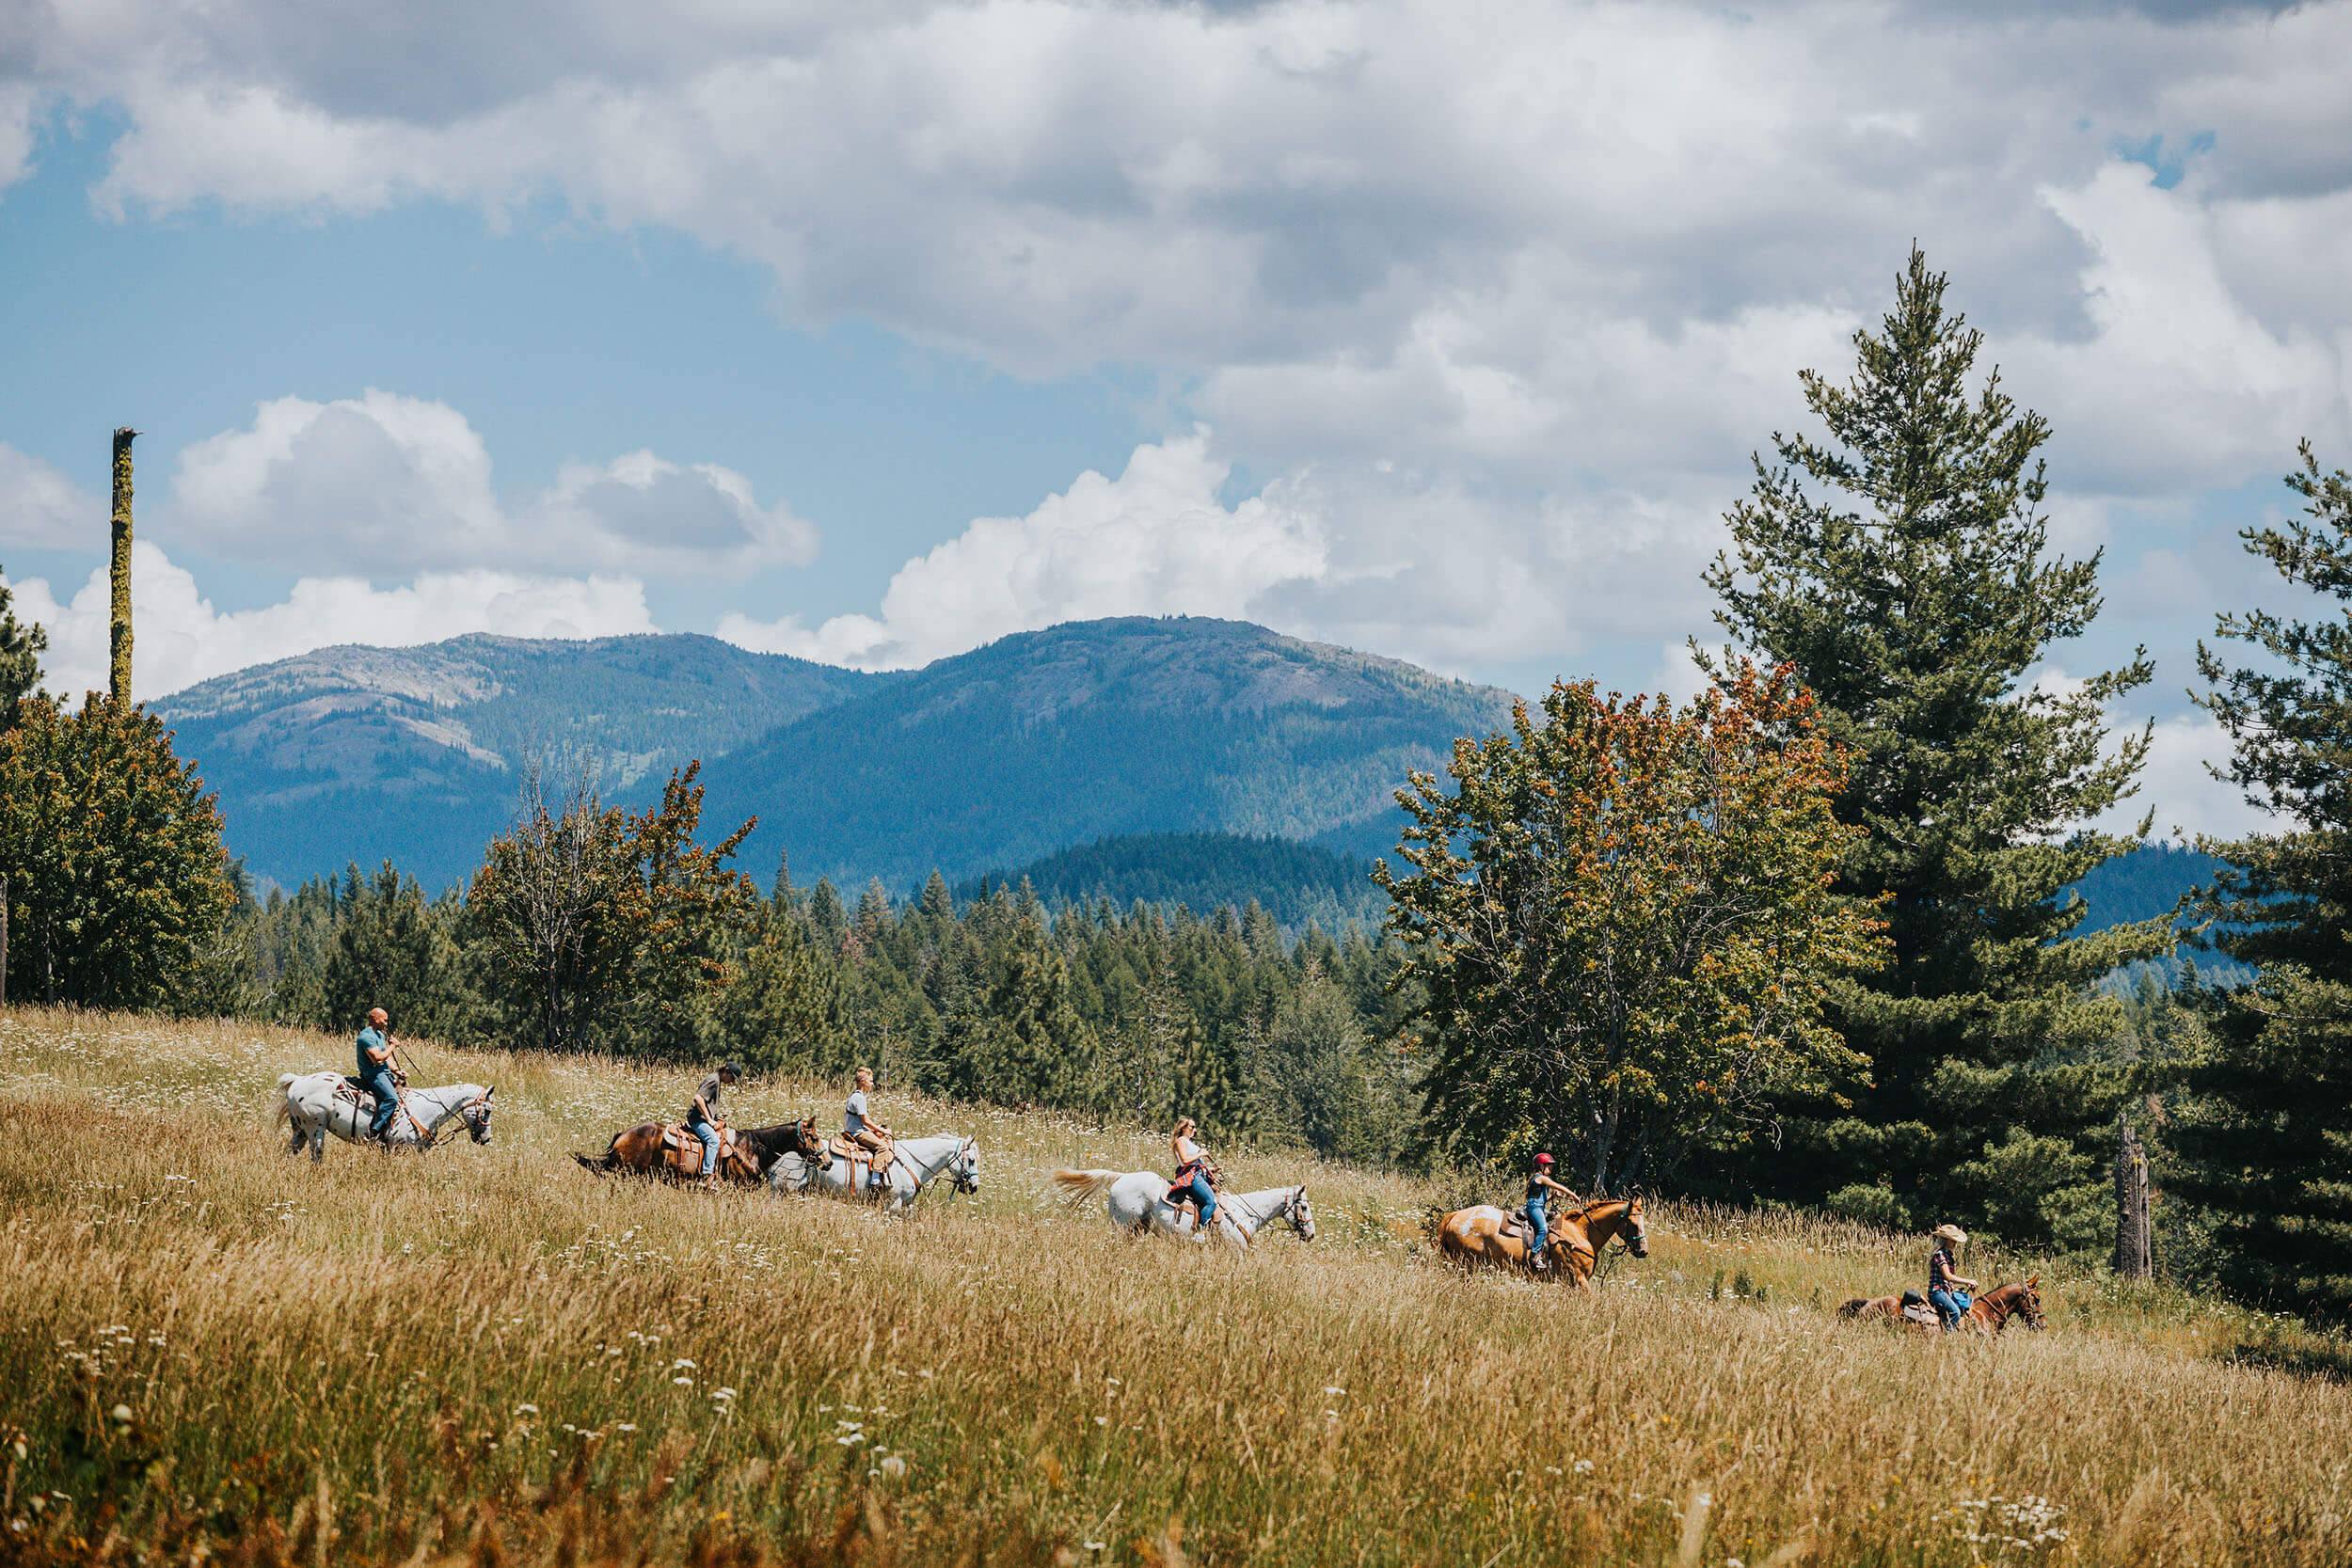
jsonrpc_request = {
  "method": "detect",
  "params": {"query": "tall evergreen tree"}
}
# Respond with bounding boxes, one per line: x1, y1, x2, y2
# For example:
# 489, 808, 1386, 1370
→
0, 567, 43, 731
1705, 247, 2169, 1243
2172, 443, 2352, 1323
320, 862, 468, 1040
0, 695, 234, 1007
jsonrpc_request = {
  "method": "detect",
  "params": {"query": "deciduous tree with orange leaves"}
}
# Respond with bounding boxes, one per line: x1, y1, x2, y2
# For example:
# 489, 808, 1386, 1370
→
1378, 663, 1885, 1192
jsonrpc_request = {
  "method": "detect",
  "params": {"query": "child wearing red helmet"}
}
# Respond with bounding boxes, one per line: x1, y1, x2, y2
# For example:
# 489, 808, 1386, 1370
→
1523, 1152, 1579, 1271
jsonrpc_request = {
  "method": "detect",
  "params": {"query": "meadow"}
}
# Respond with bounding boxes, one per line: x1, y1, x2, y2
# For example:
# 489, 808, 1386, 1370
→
4, 1007, 2349, 1566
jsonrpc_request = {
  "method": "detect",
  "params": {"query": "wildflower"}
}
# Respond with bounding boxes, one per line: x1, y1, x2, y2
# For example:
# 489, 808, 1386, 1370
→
879, 1455, 908, 1480
673, 1376, 693, 1386
109, 1405, 132, 1425
616, 1423, 639, 1433
672, 1358, 696, 1370
713, 1387, 738, 1402
515, 1403, 539, 1418
1574, 1459, 1595, 1475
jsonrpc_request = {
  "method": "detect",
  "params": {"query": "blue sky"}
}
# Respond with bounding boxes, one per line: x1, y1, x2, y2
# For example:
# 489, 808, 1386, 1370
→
4, 0, 2351, 835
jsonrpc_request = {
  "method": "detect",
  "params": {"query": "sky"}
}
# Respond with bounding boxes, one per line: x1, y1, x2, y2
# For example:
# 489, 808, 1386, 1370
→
4, 0, 2350, 838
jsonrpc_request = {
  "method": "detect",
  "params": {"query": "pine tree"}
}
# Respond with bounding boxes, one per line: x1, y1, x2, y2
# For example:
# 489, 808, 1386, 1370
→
0, 695, 234, 1007
2171, 443, 2352, 1322
1706, 247, 2169, 1243
320, 862, 467, 1040
0, 566, 44, 731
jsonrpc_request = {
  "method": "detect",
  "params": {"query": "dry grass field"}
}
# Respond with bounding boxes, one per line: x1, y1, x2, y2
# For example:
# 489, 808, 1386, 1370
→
4, 1006, 2350, 1566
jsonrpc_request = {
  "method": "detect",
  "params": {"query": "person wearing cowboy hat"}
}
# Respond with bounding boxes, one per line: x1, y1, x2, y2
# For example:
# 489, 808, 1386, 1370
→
1928, 1224, 1979, 1331
1523, 1153, 1580, 1272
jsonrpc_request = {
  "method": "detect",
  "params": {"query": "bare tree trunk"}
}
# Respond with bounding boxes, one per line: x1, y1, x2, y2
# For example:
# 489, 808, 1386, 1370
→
2114, 1111, 2153, 1280
1, 874, 9, 1009
109, 427, 137, 705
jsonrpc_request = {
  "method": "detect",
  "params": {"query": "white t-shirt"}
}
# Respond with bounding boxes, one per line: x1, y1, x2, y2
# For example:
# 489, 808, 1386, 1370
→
1174, 1134, 1202, 1166
846, 1089, 870, 1135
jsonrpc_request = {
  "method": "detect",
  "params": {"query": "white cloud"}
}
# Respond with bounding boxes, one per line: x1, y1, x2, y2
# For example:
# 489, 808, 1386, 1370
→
2124, 712, 2269, 841
720, 432, 1325, 668
0, 441, 96, 551
170, 390, 815, 577
3, 541, 656, 701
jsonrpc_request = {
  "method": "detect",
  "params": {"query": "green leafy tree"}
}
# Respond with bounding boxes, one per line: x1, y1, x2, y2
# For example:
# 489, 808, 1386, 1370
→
1380, 665, 1884, 1190
0, 695, 233, 1007
1268, 960, 1413, 1163
1705, 248, 2169, 1243
2172, 443, 2352, 1322
466, 761, 755, 1056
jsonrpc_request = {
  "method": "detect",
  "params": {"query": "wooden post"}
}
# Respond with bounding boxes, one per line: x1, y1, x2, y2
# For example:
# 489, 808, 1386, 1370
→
2114, 1110, 2153, 1281
109, 426, 137, 705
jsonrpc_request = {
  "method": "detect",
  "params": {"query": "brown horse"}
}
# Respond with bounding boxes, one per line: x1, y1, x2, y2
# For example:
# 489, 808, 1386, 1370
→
1837, 1276, 2046, 1337
575, 1117, 831, 1185
1435, 1196, 1649, 1288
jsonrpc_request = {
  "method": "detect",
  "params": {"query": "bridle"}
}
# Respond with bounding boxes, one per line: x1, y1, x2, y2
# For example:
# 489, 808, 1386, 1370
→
1283, 1187, 1316, 1240
414, 1090, 493, 1150
946, 1138, 979, 1196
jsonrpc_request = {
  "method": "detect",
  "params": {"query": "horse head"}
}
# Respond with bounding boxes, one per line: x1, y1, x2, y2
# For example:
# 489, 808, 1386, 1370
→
796, 1117, 834, 1169
460, 1086, 497, 1146
2011, 1274, 2047, 1331
1623, 1194, 1648, 1258
948, 1139, 981, 1195
1286, 1185, 1317, 1242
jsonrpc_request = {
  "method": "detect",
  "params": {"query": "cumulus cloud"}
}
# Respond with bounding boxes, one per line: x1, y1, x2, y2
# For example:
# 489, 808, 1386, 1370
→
720, 432, 1326, 668
3, 541, 655, 701
170, 390, 815, 577
0, 442, 97, 551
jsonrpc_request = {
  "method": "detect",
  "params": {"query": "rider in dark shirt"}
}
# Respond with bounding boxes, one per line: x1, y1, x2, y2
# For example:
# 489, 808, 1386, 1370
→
688, 1064, 740, 1187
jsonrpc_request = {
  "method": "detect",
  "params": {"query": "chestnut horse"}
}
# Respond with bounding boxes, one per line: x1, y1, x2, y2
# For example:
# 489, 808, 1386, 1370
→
575, 1117, 830, 1185
1435, 1196, 1648, 1288
1837, 1276, 2046, 1336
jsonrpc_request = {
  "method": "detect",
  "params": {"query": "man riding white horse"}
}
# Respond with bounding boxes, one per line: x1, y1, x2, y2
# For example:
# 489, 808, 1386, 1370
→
355, 1006, 401, 1144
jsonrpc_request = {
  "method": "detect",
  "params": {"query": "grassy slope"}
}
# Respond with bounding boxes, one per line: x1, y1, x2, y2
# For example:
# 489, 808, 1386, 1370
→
3, 1009, 2349, 1566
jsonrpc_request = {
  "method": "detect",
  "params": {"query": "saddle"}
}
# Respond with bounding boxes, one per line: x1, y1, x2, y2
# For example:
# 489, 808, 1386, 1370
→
661, 1122, 740, 1178
830, 1134, 896, 1196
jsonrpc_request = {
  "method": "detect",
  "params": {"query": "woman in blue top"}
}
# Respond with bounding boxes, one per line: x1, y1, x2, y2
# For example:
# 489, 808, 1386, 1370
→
1523, 1153, 1579, 1272
1928, 1224, 1979, 1331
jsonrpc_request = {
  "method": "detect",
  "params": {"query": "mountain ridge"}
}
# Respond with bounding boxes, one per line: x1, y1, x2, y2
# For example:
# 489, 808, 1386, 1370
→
155, 617, 1519, 893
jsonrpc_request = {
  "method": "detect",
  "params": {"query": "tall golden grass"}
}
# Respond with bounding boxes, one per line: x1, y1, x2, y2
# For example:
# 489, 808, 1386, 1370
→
3, 1006, 2349, 1566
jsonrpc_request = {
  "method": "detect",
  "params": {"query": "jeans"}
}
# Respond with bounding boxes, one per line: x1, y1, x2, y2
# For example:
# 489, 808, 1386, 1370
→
1182, 1172, 1218, 1228
362, 1067, 401, 1140
689, 1115, 722, 1177
1525, 1198, 1549, 1259
1929, 1288, 1965, 1331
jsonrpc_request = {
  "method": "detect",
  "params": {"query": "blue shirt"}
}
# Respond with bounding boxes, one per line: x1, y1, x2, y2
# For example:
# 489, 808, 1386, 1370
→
357, 1026, 391, 1077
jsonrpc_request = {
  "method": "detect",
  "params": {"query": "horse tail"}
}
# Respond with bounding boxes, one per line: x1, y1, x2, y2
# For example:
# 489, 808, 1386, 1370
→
1836, 1296, 1870, 1319
574, 1132, 625, 1175
1051, 1169, 1121, 1204
274, 1072, 299, 1128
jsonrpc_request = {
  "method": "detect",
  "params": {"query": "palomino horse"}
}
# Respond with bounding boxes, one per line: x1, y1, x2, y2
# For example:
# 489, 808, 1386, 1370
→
277, 1071, 495, 1161
1435, 1196, 1649, 1287
1052, 1168, 1316, 1249
575, 1117, 831, 1185
1838, 1276, 2046, 1337
771, 1133, 979, 1213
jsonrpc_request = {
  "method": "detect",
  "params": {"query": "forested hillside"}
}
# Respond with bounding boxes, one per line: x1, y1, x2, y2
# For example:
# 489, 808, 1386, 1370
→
960, 832, 1388, 931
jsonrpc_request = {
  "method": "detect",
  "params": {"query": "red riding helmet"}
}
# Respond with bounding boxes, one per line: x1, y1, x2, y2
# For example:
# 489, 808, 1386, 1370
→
1534, 1153, 1554, 1166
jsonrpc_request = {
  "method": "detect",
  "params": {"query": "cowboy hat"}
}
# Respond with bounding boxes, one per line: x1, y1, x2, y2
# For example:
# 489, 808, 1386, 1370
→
1931, 1223, 1968, 1246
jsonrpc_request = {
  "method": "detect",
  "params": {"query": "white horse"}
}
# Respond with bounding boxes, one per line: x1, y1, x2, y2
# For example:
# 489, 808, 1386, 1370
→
769, 1132, 979, 1213
276, 1071, 496, 1162
1052, 1169, 1316, 1249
